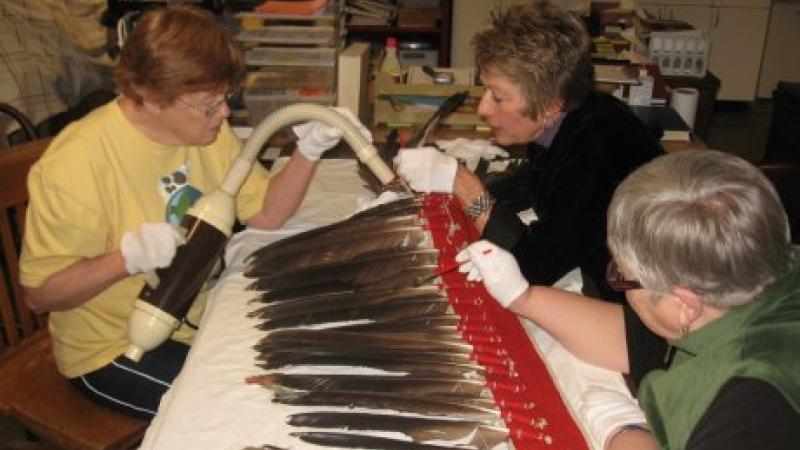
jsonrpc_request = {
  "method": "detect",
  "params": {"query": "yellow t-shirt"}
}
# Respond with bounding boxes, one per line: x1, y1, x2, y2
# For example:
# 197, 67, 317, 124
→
20, 100, 270, 378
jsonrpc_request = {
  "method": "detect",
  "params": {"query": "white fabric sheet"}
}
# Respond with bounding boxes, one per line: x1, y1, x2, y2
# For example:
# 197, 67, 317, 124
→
139, 158, 634, 450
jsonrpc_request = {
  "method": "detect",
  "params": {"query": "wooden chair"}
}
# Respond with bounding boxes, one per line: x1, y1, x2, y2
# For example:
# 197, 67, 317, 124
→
0, 102, 39, 149
0, 138, 148, 450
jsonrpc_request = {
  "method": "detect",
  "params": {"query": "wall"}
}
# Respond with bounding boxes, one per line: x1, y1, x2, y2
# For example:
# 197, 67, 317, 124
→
451, 0, 590, 68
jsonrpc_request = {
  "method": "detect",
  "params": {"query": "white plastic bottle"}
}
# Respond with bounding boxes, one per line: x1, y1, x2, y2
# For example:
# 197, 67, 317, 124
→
380, 37, 403, 82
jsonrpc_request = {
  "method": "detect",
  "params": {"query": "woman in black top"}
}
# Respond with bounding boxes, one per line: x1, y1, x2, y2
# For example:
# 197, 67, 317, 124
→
395, 1, 663, 301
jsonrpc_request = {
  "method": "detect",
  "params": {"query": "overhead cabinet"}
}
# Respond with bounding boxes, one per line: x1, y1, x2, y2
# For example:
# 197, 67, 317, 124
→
639, 0, 770, 101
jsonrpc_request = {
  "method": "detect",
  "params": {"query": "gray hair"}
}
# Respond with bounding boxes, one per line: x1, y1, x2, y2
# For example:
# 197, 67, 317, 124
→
471, 0, 594, 118
607, 150, 793, 308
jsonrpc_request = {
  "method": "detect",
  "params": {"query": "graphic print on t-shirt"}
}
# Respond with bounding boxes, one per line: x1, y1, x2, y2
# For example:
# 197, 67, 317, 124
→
158, 163, 203, 225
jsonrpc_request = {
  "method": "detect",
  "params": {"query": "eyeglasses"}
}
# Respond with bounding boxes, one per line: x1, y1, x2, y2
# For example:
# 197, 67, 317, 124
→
606, 260, 643, 292
178, 88, 238, 117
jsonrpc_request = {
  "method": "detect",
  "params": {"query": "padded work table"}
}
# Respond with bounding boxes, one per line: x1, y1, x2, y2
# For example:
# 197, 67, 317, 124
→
138, 158, 633, 450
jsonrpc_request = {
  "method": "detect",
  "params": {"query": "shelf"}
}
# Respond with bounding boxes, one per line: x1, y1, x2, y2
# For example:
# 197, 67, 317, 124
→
346, 24, 443, 34
343, 0, 452, 66
235, 3, 338, 22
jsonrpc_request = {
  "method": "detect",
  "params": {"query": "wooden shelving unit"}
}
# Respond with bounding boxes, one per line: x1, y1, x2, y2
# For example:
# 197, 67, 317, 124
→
344, 0, 452, 66
232, 2, 341, 127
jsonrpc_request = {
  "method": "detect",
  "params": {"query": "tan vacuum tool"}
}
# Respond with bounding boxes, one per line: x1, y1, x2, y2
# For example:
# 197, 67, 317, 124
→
125, 104, 395, 361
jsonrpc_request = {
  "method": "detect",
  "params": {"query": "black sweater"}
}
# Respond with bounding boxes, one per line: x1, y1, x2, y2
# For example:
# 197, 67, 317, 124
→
483, 92, 663, 302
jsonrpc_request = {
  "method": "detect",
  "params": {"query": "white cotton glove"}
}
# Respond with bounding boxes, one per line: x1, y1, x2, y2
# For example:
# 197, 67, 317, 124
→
455, 240, 529, 308
393, 147, 458, 193
578, 387, 648, 449
292, 107, 372, 161
436, 138, 510, 161
120, 223, 187, 275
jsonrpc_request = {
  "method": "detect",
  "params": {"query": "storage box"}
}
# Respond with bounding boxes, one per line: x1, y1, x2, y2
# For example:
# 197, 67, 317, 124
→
398, 41, 438, 69
244, 70, 336, 125
246, 68, 335, 91
244, 46, 337, 67
237, 25, 336, 46
648, 31, 710, 78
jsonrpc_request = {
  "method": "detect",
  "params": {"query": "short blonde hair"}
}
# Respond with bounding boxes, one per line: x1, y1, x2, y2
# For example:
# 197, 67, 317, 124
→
114, 5, 244, 106
472, 1, 594, 118
608, 150, 793, 308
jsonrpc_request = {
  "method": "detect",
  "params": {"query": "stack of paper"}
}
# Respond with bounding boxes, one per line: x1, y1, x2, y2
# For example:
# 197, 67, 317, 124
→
345, 0, 397, 25
255, 0, 330, 15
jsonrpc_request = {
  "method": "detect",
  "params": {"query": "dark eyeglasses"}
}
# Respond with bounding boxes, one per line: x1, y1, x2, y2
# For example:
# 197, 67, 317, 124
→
606, 260, 643, 292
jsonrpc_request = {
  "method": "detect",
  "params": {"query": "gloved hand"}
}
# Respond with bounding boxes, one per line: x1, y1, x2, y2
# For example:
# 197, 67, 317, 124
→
393, 146, 458, 193
292, 107, 372, 161
120, 223, 187, 275
578, 387, 649, 449
455, 240, 529, 308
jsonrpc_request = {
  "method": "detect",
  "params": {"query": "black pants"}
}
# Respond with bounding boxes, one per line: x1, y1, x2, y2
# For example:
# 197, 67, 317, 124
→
70, 339, 190, 419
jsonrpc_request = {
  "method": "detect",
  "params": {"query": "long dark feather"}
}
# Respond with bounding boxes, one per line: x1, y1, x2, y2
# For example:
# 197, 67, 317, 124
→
257, 356, 485, 378
248, 286, 445, 318
252, 249, 439, 289
255, 347, 480, 366
250, 282, 356, 303
247, 248, 439, 293
273, 390, 500, 420
407, 90, 471, 148
258, 329, 471, 353
246, 197, 423, 265
255, 374, 493, 398
291, 431, 481, 450
255, 300, 450, 331
287, 412, 508, 449
247, 227, 431, 278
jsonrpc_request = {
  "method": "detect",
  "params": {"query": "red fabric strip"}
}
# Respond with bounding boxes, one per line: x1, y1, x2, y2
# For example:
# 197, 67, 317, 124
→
422, 194, 590, 450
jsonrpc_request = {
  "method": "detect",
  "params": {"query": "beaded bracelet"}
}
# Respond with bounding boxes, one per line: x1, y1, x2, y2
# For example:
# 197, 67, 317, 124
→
463, 191, 496, 220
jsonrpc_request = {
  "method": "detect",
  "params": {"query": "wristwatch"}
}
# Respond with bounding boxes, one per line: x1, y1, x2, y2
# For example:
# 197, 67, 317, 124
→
463, 191, 496, 220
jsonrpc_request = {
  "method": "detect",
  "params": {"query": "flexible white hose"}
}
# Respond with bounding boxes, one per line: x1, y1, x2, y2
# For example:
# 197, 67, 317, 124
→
222, 104, 394, 195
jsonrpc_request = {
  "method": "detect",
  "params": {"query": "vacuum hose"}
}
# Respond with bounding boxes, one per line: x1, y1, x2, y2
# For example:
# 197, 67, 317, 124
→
125, 104, 395, 361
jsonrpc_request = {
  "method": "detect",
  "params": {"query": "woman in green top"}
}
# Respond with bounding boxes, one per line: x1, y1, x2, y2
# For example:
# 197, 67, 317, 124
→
457, 150, 800, 450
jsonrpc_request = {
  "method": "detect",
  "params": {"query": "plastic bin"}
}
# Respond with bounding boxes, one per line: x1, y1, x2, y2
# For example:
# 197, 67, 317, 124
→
237, 25, 335, 46
244, 72, 336, 125
245, 46, 336, 67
